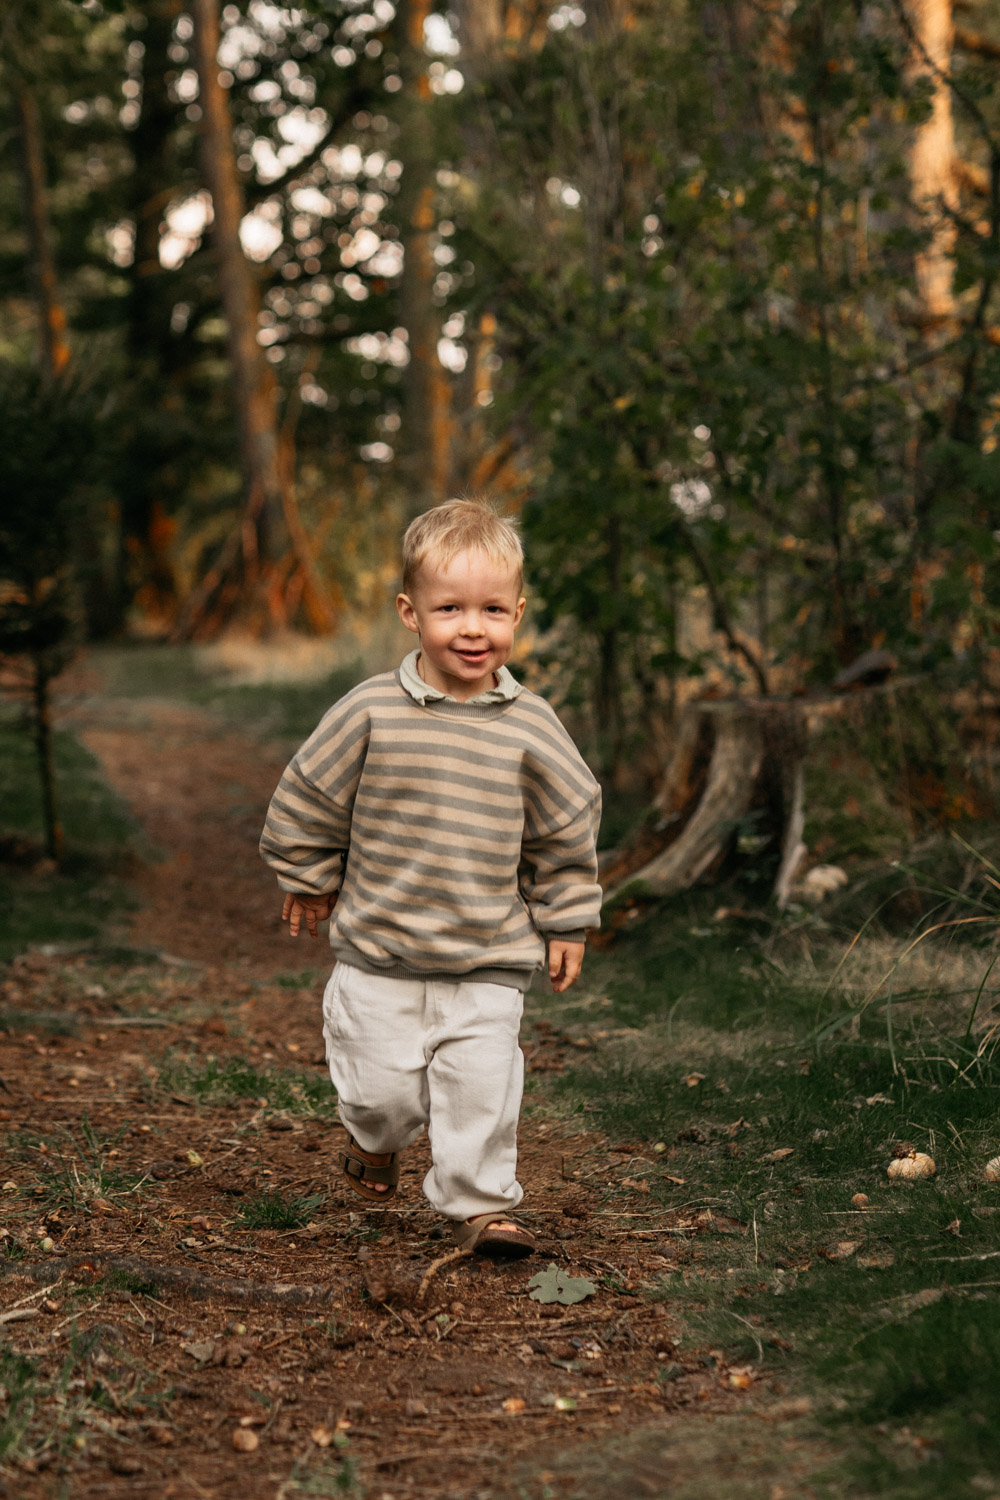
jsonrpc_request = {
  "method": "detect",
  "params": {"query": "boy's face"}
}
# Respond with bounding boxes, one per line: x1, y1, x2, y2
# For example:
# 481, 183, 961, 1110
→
396, 548, 526, 702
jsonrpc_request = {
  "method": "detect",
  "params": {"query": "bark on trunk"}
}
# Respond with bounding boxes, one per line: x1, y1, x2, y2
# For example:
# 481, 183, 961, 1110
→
13, 84, 70, 382
191, 0, 285, 570
904, 0, 958, 324
395, 0, 451, 505
184, 0, 334, 635
31, 653, 62, 867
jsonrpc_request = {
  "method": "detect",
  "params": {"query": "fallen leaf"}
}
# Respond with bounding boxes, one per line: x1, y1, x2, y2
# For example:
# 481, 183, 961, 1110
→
832, 1240, 862, 1259
728, 1370, 754, 1390
554, 1396, 577, 1411
851, 1193, 870, 1209
502, 1397, 526, 1413
865, 1093, 893, 1106
620, 1177, 650, 1193
145, 1422, 174, 1446
181, 1340, 216, 1364
682, 1072, 706, 1087
943, 1218, 961, 1237
694, 1209, 743, 1234
403, 1399, 428, 1418
232, 1428, 258, 1453
185, 1149, 204, 1167
762, 1148, 795, 1162
310, 1425, 333, 1447
527, 1264, 597, 1306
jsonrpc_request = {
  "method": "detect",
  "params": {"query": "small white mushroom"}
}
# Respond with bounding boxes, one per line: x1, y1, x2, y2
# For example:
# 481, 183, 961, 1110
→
887, 1144, 936, 1181
983, 1156, 1000, 1183
796, 865, 849, 904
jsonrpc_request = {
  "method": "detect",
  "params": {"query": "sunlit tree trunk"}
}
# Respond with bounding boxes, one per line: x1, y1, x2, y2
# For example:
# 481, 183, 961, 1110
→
186, 0, 334, 634
13, 84, 70, 382
904, 0, 958, 324
191, 0, 286, 577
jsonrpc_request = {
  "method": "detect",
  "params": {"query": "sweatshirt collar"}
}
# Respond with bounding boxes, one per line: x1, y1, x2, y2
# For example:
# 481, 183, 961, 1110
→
399, 649, 522, 707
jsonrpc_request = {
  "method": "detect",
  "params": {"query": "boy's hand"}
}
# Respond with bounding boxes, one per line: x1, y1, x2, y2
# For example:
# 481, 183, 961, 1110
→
282, 891, 337, 939
548, 939, 585, 993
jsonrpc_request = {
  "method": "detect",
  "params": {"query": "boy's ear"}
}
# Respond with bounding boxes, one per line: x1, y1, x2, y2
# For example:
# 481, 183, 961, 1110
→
513, 597, 526, 628
396, 592, 420, 634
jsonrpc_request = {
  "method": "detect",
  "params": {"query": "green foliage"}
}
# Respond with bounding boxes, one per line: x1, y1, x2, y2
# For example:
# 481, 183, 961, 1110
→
448, 0, 1000, 772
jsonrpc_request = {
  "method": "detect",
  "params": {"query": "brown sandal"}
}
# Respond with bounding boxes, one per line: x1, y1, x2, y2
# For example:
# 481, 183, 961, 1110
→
342, 1137, 400, 1202
453, 1211, 535, 1260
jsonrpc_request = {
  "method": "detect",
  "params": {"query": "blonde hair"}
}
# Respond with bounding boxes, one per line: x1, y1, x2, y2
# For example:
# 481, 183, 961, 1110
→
401, 499, 524, 594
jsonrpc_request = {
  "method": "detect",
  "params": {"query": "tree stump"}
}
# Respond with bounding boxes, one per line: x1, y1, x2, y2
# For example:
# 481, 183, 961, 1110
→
600, 676, 987, 914
601, 699, 807, 906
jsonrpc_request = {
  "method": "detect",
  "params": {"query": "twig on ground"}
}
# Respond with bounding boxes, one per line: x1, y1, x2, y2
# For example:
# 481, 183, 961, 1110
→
0, 1308, 39, 1326
417, 1246, 471, 1303
725, 1310, 765, 1364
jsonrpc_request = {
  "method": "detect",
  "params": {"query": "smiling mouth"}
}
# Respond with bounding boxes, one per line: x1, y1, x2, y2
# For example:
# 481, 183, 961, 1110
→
454, 648, 489, 663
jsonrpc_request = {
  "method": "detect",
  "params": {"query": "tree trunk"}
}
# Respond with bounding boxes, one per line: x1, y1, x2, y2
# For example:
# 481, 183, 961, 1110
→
393, 0, 452, 506
191, 0, 285, 571
115, 0, 186, 635
185, 0, 334, 635
31, 653, 62, 867
13, 84, 70, 383
904, 0, 958, 325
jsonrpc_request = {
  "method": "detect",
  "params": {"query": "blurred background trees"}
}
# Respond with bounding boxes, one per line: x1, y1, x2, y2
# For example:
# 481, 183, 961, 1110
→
1, 0, 999, 789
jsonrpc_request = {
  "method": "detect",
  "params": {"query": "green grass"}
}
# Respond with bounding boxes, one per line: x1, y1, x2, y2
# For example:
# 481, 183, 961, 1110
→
10, 1116, 148, 1213
0, 720, 137, 962
93, 644, 364, 742
156, 1053, 337, 1115
235, 1188, 325, 1230
546, 897, 1000, 1500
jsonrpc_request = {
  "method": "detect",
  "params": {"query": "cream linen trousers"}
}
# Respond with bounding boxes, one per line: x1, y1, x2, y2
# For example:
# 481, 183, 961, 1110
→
322, 961, 525, 1222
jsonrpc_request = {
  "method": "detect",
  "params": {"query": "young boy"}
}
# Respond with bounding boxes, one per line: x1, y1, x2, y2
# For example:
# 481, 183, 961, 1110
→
260, 500, 601, 1257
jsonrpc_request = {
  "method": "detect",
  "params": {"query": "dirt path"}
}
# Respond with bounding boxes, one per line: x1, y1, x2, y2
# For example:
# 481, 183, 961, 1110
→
0, 682, 821, 1499
71, 697, 296, 974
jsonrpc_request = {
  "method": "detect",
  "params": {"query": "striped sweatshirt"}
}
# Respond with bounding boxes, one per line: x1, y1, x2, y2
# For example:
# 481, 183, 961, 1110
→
259, 664, 602, 990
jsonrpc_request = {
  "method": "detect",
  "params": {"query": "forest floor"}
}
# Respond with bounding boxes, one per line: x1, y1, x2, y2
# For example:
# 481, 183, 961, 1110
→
2, 647, 1000, 1499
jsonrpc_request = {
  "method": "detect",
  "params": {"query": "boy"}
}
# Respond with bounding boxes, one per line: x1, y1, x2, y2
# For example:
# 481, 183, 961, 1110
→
260, 500, 601, 1258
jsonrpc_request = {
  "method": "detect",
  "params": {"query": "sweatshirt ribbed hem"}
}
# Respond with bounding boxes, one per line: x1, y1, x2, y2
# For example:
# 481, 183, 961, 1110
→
331, 941, 536, 993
